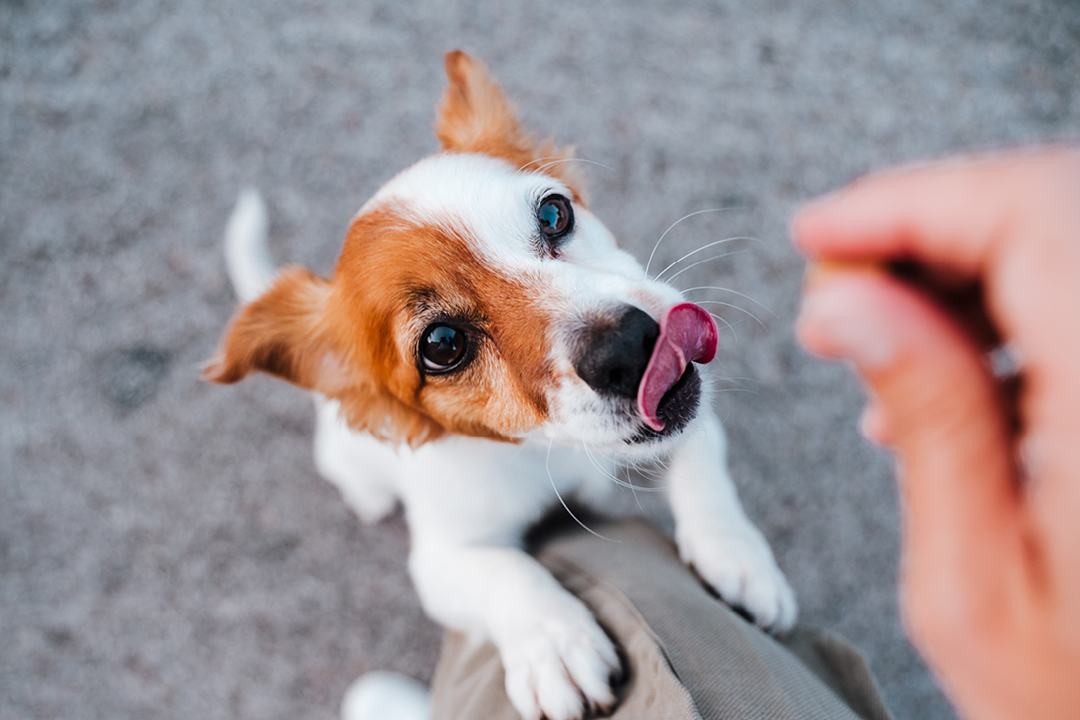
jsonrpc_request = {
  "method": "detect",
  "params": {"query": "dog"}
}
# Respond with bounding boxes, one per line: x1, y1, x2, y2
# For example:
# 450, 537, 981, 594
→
205, 51, 796, 720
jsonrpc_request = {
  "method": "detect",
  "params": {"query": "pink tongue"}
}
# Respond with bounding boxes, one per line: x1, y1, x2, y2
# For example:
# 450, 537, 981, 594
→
637, 303, 718, 431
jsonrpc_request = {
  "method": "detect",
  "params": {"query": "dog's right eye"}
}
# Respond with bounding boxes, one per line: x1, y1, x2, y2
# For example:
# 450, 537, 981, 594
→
536, 194, 574, 254
420, 324, 468, 373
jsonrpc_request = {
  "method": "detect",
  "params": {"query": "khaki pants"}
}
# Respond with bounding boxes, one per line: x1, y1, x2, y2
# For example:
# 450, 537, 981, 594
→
431, 519, 894, 720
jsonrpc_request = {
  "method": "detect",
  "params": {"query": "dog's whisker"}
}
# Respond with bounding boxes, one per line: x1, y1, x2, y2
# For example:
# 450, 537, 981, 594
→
624, 454, 669, 478
587, 447, 668, 491
707, 311, 739, 342
531, 157, 616, 174
654, 236, 760, 281
581, 441, 666, 494
632, 466, 668, 484
518, 155, 569, 171
664, 250, 750, 284
644, 208, 739, 278
681, 286, 778, 319
548, 440, 619, 543
713, 375, 763, 385
580, 440, 622, 483
614, 454, 646, 474
583, 442, 645, 512
694, 300, 765, 329
625, 473, 645, 513
711, 387, 759, 395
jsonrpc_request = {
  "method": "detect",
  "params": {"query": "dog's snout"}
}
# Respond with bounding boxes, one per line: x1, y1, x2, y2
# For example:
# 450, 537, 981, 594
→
574, 306, 659, 399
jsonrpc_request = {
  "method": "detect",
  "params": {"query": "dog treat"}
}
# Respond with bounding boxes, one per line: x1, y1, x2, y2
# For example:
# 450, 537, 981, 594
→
803, 259, 886, 289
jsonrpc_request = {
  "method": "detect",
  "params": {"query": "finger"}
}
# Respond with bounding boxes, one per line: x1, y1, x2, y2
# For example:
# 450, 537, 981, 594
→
790, 148, 1075, 273
797, 271, 1021, 613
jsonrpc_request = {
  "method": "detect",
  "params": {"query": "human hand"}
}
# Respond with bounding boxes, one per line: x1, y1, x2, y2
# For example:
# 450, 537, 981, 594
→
791, 148, 1080, 720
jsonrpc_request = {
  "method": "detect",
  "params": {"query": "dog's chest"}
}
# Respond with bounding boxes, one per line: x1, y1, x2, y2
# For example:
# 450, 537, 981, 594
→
396, 438, 612, 545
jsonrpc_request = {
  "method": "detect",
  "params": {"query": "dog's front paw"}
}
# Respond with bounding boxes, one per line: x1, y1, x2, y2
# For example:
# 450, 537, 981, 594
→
678, 524, 798, 633
499, 610, 621, 720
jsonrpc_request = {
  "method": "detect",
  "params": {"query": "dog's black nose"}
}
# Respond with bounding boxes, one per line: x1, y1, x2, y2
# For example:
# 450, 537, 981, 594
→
574, 306, 659, 399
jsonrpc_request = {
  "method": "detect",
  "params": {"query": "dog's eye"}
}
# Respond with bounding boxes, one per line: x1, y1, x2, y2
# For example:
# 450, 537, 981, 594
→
537, 194, 573, 246
420, 324, 468, 373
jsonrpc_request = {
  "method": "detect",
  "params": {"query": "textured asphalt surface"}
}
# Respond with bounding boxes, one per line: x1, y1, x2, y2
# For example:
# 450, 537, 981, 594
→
3, 2, 1079, 719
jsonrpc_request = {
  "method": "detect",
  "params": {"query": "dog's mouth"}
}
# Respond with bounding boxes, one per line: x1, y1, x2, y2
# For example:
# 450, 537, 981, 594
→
637, 303, 717, 428
628, 363, 702, 443
628, 302, 717, 444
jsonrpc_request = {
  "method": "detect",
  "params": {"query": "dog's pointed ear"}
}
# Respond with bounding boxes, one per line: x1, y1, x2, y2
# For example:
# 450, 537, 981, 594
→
202, 266, 352, 395
436, 50, 526, 156
435, 51, 583, 196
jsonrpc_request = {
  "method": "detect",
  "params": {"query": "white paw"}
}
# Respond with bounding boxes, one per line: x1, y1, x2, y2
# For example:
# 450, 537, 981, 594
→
341, 671, 430, 720
336, 482, 399, 524
315, 446, 398, 523
678, 525, 798, 633
313, 398, 400, 524
499, 610, 621, 720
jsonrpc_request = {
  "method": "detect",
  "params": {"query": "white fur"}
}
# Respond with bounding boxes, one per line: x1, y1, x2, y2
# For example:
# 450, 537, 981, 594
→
226, 153, 797, 720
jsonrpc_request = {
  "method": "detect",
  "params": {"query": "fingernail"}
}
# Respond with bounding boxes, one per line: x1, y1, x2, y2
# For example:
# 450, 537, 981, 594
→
796, 277, 897, 368
859, 402, 891, 446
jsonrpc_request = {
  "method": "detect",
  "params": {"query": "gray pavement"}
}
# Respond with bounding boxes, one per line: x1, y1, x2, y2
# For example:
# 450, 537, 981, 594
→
2, 1, 1078, 719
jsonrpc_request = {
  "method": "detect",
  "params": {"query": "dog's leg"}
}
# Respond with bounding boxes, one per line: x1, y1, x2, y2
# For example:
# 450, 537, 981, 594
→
408, 541, 620, 720
666, 409, 798, 632
313, 397, 400, 523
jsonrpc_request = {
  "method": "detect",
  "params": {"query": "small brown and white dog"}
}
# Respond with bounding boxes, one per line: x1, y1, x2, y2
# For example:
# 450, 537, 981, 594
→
206, 51, 796, 720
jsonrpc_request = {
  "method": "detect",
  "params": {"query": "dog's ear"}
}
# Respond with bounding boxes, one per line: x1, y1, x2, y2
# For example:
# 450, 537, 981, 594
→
203, 266, 446, 445
435, 51, 583, 197
203, 267, 350, 393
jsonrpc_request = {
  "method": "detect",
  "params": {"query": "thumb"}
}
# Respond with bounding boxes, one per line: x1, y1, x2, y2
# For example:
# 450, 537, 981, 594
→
797, 270, 1020, 622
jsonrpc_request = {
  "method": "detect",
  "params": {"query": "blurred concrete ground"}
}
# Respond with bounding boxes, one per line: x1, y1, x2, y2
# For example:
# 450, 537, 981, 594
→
2, 1, 1078, 718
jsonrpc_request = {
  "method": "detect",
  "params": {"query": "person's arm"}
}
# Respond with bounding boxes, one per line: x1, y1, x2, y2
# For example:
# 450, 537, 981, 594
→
791, 147, 1080, 720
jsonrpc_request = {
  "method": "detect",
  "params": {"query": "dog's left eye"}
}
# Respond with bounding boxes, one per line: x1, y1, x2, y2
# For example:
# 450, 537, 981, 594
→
537, 194, 573, 247
420, 324, 468, 373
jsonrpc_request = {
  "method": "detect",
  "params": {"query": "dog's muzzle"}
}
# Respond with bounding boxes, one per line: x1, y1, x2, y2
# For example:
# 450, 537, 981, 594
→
574, 303, 718, 441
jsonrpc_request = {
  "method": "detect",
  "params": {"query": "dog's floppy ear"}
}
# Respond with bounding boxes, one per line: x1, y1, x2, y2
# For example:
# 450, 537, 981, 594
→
435, 51, 583, 196
203, 266, 446, 446
202, 266, 352, 394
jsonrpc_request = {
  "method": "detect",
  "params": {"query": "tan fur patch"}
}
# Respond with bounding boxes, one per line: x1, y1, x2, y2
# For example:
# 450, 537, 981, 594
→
331, 207, 556, 443
206, 205, 559, 446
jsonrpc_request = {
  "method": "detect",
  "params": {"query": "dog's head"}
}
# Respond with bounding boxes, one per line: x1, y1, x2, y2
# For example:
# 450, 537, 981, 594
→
205, 51, 717, 458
